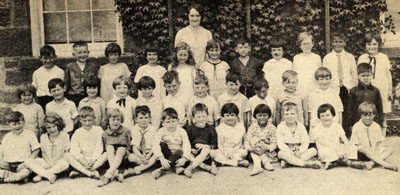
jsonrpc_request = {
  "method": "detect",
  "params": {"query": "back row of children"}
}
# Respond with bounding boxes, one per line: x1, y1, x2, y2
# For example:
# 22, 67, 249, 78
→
3, 30, 396, 185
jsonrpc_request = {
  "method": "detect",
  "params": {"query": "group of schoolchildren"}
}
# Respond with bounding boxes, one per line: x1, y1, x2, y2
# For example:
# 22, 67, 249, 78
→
0, 30, 398, 187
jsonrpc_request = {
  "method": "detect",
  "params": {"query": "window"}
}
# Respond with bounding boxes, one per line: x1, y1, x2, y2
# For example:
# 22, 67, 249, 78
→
382, 0, 400, 48
30, 0, 123, 57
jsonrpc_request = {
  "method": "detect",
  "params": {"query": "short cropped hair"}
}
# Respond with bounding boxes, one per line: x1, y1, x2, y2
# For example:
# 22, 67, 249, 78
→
188, 3, 203, 16
297, 31, 313, 45
357, 63, 372, 75
358, 101, 377, 116
105, 42, 122, 57
135, 105, 151, 118
112, 75, 132, 89
254, 78, 269, 91
45, 112, 65, 131
314, 67, 332, 80
235, 37, 250, 47
48, 78, 65, 91
331, 31, 347, 42
162, 70, 180, 84
40, 45, 56, 57
221, 103, 239, 116
269, 37, 285, 49
79, 106, 96, 119
253, 104, 272, 118
106, 108, 125, 123
282, 102, 297, 114
191, 103, 209, 117
317, 104, 336, 119
206, 39, 220, 51
226, 70, 241, 84
364, 31, 382, 46
138, 76, 156, 90
83, 76, 101, 90
73, 41, 88, 49
194, 69, 208, 86
162, 107, 178, 121
7, 111, 24, 123
17, 82, 37, 98
282, 70, 298, 83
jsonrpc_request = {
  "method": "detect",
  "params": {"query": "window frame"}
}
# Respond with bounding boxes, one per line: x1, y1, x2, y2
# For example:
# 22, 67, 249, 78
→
29, 0, 124, 57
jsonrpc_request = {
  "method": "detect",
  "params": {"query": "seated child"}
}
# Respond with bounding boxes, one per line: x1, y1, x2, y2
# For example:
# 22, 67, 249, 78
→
162, 70, 189, 127
0, 111, 40, 183
217, 70, 251, 129
262, 37, 293, 96
349, 101, 398, 171
64, 106, 105, 179
136, 76, 162, 128
276, 70, 307, 125
14, 82, 44, 139
212, 103, 249, 167
45, 78, 79, 135
249, 78, 276, 125
152, 108, 191, 179
245, 104, 278, 176
188, 70, 219, 126
107, 75, 136, 129
98, 108, 132, 187
276, 102, 321, 169
311, 104, 357, 170
32, 45, 64, 110
184, 103, 218, 178
124, 105, 157, 178
25, 112, 70, 183
78, 76, 106, 127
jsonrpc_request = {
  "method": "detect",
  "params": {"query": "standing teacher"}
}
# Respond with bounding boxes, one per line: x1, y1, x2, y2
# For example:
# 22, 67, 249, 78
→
175, 4, 213, 67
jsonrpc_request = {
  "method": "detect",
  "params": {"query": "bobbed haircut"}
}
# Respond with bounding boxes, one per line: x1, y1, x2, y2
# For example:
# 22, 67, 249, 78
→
253, 104, 272, 119
44, 112, 65, 131
162, 107, 179, 121
112, 75, 133, 89
254, 78, 269, 91
357, 101, 377, 117
314, 67, 332, 80
364, 31, 382, 46
317, 104, 336, 119
138, 76, 156, 90
17, 82, 37, 98
221, 103, 239, 116
226, 69, 241, 84
40, 45, 56, 57
105, 42, 122, 57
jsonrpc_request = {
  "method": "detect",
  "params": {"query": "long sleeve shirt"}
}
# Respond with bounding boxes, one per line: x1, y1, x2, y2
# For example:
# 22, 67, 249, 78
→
230, 55, 264, 87
152, 127, 191, 159
276, 122, 310, 154
64, 61, 98, 95
70, 126, 104, 160
185, 124, 218, 149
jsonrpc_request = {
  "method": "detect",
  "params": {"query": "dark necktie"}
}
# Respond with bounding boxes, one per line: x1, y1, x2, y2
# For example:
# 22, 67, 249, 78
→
368, 55, 376, 79
139, 130, 146, 153
116, 98, 126, 107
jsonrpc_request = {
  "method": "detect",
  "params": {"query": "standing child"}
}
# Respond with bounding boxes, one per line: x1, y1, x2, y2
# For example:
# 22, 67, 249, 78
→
357, 32, 392, 137
311, 104, 357, 170
151, 108, 191, 179
188, 70, 219, 126
168, 42, 196, 100
107, 75, 136, 129
45, 78, 79, 135
230, 37, 264, 98
0, 112, 40, 183
98, 108, 132, 187
307, 67, 343, 129
348, 63, 383, 129
78, 76, 106, 127
199, 39, 230, 99
184, 103, 218, 177
249, 78, 276, 125
64, 106, 104, 180
262, 37, 293, 96
245, 104, 278, 175
32, 45, 64, 110
349, 102, 397, 171
217, 70, 251, 129
293, 32, 321, 95
136, 76, 162, 128
124, 106, 157, 178
276, 70, 307, 125
162, 70, 189, 127
99, 43, 131, 103
64, 41, 98, 107
25, 112, 70, 183
212, 103, 248, 167
14, 83, 44, 139
276, 102, 321, 169
134, 43, 167, 100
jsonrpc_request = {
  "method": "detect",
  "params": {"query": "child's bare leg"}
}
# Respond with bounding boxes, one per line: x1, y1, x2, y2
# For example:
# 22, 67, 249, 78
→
278, 151, 305, 167
191, 148, 210, 169
128, 153, 142, 165
25, 159, 56, 183
47, 159, 69, 175
260, 154, 274, 171
382, 115, 387, 137
91, 153, 108, 171
136, 156, 157, 172
64, 153, 91, 176
250, 153, 263, 176
104, 147, 127, 178
359, 147, 397, 170
213, 150, 237, 166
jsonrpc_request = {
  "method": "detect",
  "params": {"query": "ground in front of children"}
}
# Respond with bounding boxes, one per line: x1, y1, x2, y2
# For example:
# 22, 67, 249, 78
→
2, 136, 400, 195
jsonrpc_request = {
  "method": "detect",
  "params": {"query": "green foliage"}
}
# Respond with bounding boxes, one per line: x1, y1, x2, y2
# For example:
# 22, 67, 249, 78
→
115, 0, 394, 62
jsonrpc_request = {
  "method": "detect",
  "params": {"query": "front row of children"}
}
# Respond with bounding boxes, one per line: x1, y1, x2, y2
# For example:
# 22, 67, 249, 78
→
0, 97, 397, 186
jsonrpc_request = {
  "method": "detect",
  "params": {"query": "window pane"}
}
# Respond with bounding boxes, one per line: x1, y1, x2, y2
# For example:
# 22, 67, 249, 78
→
93, 11, 116, 42
44, 13, 67, 44
67, 0, 89, 10
93, 0, 115, 9
68, 12, 91, 42
43, 0, 65, 11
